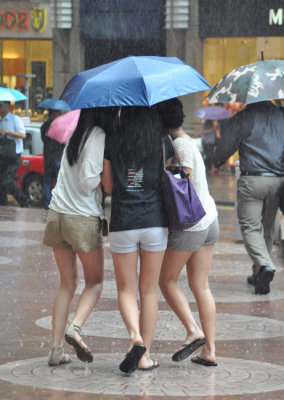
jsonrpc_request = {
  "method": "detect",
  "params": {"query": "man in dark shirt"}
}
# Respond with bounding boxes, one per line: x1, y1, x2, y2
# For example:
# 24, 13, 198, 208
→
41, 110, 64, 209
213, 101, 284, 295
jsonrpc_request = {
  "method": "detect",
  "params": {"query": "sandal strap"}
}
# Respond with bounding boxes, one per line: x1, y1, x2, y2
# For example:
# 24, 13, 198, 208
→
73, 324, 81, 334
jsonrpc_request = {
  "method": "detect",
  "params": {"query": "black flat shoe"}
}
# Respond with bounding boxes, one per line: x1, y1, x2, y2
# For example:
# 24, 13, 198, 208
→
138, 359, 159, 371
172, 337, 206, 362
119, 344, 146, 374
191, 355, 217, 367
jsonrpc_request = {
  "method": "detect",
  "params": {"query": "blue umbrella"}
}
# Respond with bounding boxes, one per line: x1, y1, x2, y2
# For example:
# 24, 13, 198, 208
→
60, 56, 211, 109
0, 87, 27, 102
38, 98, 71, 111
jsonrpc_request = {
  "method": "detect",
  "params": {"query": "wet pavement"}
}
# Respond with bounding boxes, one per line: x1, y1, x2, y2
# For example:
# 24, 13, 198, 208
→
1, 174, 284, 400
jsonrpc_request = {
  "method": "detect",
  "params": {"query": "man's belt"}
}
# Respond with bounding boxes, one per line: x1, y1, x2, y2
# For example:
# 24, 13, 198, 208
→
241, 171, 284, 177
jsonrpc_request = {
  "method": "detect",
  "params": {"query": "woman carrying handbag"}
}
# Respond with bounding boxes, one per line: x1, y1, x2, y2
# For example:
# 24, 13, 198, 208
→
157, 98, 219, 367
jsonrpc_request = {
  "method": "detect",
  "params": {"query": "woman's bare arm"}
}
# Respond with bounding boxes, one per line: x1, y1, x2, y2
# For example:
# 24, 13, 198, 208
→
101, 158, 113, 194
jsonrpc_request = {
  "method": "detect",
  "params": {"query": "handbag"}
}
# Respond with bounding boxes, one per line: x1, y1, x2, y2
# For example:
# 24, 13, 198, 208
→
0, 137, 16, 162
161, 140, 206, 232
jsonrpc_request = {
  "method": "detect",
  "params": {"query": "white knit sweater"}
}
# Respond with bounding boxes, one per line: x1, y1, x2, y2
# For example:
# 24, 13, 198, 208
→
172, 136, 218, 231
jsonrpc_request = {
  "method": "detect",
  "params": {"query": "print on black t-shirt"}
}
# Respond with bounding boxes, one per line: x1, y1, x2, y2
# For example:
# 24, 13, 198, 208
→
126, 168, 143, 192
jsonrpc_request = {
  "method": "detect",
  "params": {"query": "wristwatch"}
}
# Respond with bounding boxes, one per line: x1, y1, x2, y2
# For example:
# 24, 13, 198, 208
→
5, 131, 8, 137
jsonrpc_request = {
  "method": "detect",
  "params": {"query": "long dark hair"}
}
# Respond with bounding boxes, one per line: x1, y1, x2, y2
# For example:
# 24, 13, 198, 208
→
67, 107, 117, 166
110, 106, 162, 170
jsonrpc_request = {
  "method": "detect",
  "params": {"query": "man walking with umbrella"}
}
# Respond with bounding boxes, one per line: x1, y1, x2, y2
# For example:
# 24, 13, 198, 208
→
0, 101, 30, 207
213, 100, 284, 295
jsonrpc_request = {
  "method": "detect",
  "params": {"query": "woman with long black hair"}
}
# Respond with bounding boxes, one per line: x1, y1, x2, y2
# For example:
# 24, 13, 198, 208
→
102, 106, 174, 373
43, 107, 117, 366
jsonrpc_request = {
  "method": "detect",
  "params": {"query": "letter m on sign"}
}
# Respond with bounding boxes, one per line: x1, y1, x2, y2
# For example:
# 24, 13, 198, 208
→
269, 9, 283, 25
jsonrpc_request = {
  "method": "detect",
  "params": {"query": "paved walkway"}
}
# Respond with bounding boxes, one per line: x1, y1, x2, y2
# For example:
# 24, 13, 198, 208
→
1, 174, 284, 399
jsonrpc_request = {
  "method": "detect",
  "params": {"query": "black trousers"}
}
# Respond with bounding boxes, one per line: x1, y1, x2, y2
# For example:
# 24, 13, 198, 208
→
0, 154, 29, 206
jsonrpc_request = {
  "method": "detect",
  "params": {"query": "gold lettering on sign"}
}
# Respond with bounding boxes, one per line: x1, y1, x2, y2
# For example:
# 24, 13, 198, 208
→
31, 8, 46, 33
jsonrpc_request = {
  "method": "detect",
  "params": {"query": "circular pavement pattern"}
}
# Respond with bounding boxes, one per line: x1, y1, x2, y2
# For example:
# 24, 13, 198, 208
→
0, 356, 284, 397
75, 278, 284, 302
36, 310, 284, 341
0, 235, 40, 248
0, 256, 13, 265
0, 221, 45, 232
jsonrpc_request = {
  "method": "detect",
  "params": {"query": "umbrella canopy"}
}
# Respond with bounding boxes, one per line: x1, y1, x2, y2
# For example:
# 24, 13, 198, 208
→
0, 87, 27, 102
47, 109, 80, 144
208, 59, 284, 105
60, 56, 211, 109
195, 106, 231, 120
38, 98, 71, 111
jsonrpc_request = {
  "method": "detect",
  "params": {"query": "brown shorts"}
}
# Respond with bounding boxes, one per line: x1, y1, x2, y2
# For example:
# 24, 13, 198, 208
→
43, 209, 103, 252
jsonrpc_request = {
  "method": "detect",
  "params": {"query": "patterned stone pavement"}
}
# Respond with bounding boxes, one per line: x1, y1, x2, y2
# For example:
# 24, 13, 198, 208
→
1, 175, 284, 400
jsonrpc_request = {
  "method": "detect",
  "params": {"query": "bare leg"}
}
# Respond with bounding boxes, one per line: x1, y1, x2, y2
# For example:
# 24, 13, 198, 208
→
69, 249, 104, 347
138, 249, 165, 369
187, 245, 216, 363
112, 251, 144, 348
52, 248, 78, 349
159, 248, 204, 348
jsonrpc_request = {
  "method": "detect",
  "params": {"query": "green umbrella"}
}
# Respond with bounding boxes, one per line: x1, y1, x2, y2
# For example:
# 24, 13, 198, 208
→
207, 59, 284, 105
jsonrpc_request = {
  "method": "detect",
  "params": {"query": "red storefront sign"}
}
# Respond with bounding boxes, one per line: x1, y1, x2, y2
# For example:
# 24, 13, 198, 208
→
0, 2, 52, 39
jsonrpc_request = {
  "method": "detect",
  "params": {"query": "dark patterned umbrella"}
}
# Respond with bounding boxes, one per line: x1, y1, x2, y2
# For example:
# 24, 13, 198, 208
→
207, 60, 284, 105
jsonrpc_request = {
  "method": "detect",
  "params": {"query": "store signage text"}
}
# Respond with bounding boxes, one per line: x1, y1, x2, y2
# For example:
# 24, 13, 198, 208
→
269, 9, 283, 25
0, 8, 47, 33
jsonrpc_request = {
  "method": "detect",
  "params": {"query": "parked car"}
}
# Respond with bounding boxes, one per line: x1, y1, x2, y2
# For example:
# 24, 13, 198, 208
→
13, 121, 44, 207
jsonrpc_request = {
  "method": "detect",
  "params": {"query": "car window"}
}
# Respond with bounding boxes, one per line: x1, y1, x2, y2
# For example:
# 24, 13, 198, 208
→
23, 133, 32, 155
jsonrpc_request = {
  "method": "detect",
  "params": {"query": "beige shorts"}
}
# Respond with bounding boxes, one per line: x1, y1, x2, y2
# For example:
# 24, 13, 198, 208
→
43, 209, 103, 252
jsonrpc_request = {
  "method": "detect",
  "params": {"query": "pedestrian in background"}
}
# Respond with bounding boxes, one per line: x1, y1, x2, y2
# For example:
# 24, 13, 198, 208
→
0, 101, 30, 207
43, 107, 116, 366
200, 119, 217, 172
102, 106, 174, 373
213, 101, 284, 295
41, 109, 65, 209
158, 98, 218, 367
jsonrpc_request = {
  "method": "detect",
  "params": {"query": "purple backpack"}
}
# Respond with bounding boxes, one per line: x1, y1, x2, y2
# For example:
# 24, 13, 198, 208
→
161, 143, 206, 232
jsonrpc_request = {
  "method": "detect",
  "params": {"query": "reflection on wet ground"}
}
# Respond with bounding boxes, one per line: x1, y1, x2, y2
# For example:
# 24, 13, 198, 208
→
1, 174, 284, 400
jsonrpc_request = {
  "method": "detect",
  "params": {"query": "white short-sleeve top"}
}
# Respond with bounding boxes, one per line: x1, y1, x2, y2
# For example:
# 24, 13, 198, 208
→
172, 136, 218, 231
49, 126, 105, 217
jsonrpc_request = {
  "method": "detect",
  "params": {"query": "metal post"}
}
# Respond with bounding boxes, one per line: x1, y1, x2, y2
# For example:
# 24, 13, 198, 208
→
17, 73, 36, 117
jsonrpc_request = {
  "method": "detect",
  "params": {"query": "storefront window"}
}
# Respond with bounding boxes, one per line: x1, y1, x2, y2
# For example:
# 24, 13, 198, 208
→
0, 39, 52, 119
203, 37, 284, 88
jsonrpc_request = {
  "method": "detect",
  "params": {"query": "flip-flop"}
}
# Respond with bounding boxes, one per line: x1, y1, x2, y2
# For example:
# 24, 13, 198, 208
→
119, 344, 146, 373
172, 337, 206, 362
138, 359, 159, 371
191, 355, 217, 367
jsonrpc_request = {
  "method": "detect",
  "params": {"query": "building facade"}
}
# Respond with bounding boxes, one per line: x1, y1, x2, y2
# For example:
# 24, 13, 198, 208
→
1, 1, 282, 128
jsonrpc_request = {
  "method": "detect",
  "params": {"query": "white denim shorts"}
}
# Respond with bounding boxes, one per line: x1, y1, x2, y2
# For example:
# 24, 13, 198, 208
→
110, 227, 168, 253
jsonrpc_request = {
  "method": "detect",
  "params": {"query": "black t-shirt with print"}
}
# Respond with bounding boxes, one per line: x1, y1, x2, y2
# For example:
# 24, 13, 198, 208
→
104, 135, 174, 232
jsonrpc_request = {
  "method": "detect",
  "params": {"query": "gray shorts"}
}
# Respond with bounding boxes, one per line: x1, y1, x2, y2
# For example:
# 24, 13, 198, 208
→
43, 209, 103, 252
167, 218, 219, 251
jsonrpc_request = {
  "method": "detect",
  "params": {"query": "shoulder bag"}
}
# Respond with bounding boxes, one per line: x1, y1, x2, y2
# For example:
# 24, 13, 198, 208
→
161, 140, 206, 232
